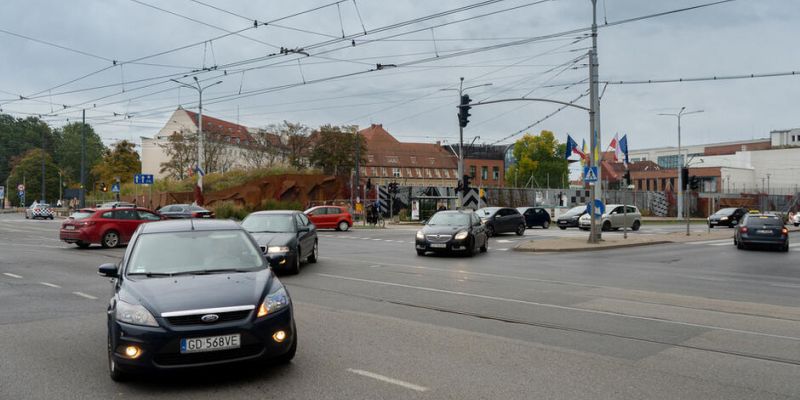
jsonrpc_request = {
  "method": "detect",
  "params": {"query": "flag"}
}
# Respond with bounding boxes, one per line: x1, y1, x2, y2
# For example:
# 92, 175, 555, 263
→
581, 139, 588, 166
193, 164, 206, 206
572, 145, 587, 160
618, 135, 629, 167
609, 134, 622, 162
593, 130, 599, 163
564, 135, 578, 159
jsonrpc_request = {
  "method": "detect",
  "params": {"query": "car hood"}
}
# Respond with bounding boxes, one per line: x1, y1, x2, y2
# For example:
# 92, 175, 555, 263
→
121, 270, 272, 315
558, 214, 581, 220
421, 225, 468, 235
248, 232, 296, 247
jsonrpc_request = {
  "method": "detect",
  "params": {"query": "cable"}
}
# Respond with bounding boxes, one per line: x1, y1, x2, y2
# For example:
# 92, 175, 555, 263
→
490, 91, 590, 145
0, 27, 112, 62
603, 71, 800, 85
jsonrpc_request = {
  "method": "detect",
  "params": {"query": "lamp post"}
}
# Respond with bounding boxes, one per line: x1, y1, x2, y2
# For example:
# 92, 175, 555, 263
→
171, 77, 223, 197
658, 107, 703, 221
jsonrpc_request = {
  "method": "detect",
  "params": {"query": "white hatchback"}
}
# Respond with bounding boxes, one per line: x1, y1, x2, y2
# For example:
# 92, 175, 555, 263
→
579, 204, 642, 231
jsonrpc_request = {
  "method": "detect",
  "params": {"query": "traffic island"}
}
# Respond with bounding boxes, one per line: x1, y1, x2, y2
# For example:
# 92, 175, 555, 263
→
514, 230, 737, 253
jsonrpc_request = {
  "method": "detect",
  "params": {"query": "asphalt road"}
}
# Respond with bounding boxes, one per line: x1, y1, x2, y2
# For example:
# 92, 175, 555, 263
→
1, 214, 799, 399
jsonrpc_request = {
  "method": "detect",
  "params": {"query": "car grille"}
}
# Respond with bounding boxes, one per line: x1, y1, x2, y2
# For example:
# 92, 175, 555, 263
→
426, 234, 452, 243
165, 310, 252, 326
153, 344, 263, 366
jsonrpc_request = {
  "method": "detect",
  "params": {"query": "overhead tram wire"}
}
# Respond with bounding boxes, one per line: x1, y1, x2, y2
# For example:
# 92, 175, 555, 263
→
489, 90, 590, 145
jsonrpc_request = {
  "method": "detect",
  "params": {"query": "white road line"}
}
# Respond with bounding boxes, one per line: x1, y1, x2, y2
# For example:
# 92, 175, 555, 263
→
368, 265, 382, 268
72, 291, 98, 300
372, 238, 383, 241
39, 282, 61, 288
496, 248, 509, 251
688, 239, 731, 245
708, 242, 733, 246
3, 272, 23, 279
770, 283, 800, 289
317, 273, 800, 342
789, 243, 800, 248
496, 239, 513, 243
346, 369, 428, 392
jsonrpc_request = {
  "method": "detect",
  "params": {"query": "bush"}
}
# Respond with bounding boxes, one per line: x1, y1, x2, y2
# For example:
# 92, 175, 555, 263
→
212, 201, 249, 220
254, 199, 303, 212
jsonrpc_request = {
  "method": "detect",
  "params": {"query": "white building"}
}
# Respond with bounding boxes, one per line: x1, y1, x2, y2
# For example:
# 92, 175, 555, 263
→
770, 128, 800, 148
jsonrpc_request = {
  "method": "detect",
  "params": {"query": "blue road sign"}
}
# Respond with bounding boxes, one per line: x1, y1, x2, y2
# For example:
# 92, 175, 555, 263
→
134, 174, 154, 185
18, 190, 24, 198
585, 199, 605, 218
111, 182, 121, 193
583, 166, 598, 183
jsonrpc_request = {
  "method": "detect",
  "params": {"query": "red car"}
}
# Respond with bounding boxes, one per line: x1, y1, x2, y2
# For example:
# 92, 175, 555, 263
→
59, 207, 165, 248
304, 206, 353, 231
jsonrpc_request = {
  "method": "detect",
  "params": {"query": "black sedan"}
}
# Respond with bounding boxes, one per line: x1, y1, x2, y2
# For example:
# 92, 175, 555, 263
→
556, 206, 587, 230
241, 210, 318, 275
734, 213, 789, 251
517, 207, 552, 229
708, 207, 746, 228
159, 203, 215, 219
98, 219, 296, 381
415, 210, 488, 256
476, 207, 526, 237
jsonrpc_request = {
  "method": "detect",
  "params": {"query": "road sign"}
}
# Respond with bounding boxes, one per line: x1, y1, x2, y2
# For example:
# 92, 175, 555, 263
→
111, 182, 121, 193
0, 186, 4, 199
18, 191, 25, 198
17, 184, 25, 191
583, 166, 598, 183
462, 188, 480, 209
134, 174, 154, 185
585, 199, 605, 218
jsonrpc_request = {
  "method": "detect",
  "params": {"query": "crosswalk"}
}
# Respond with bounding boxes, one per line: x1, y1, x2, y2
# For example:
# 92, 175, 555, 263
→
688, 238, 800, 251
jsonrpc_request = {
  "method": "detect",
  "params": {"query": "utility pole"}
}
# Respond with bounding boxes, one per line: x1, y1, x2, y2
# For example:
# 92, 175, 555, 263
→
80, 109, 86, 208
658, 107, 703, 221
41, 130, 46, 203
354, 131, 360, 214
588, 0, 602, 243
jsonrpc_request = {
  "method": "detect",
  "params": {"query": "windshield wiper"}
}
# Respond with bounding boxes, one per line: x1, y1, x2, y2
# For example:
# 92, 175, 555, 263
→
127, 272, 175, 277
171, 268, 257, 275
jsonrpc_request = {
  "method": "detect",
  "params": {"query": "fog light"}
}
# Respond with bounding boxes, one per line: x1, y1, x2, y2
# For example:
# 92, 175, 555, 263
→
279, 259, 286, 265
124, 345, 142, 359
272, 330, 287, 343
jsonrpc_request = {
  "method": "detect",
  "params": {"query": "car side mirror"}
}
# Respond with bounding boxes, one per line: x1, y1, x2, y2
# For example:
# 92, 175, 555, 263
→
98, 263, 118, 277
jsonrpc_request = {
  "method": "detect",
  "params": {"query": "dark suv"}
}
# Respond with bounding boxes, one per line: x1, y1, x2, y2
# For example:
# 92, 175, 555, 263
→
476, 207, 526, 237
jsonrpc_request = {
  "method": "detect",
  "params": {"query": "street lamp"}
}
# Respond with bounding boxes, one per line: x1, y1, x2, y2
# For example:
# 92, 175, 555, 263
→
658, 107, 703, 221
171, 77, 223, 199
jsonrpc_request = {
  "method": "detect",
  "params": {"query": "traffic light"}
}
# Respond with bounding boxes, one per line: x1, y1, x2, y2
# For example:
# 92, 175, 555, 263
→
366, 178, 372, 191
462, 175, 472, 193
100, 182, 108, 192
458, 94, 472, 128
388, 182, 399, 194
623, 170, 632, 185
689, 176, 700, 191
681, 168, 689, 190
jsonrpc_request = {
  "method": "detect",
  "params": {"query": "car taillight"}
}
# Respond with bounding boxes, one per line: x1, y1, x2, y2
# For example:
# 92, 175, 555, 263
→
81, 220, 95, 227
781, 228, 789, 235
739, 226, 748, 233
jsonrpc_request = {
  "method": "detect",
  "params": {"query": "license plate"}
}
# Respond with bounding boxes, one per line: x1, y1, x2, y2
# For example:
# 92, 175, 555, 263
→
430, 243, 447, 248
180, 334, 240, 354
65, 226, 75, 230
756, 229, 773, 234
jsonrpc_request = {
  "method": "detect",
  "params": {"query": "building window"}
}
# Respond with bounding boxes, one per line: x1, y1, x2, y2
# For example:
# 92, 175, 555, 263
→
235, 137, 240, 144
470, 166, 477, 177
367, 155, 374, 163
428, 157, 436, 165
386, 156, 399, 164
443, 169, 450, 178
416, 168, 422, 177
426, 169, 432, 178
406, 168, 413, 177
493, 166, 499, 180
435, 169, 441, 178
381, 167, 387, 176
481, 166, 489, 180
371, 167, 377, 176
361, 167, 367, 175
410, 156, 417, 164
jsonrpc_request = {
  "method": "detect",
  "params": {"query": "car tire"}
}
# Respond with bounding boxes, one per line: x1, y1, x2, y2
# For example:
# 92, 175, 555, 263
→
273, 324, 297, 365
602, 221, 611, 231
287, 252, 301, 275
515, 224, 525, 236
486, 225, 495, 237
25, 214, 29, 219
709, 224, 714, 229
416, 249, 426, 256
782, 244, 789, 252
542, 220, 550, 229
737, 241, 744, 250
479, 237, 488, 253
559, 226, 567, 230
49, 216, 54, 220
337, 221, 350, 232
108, 335, 128, 382
76, 241, 90, 249
308, 241, 318, 263
631, 221, 641, 231
101, 231, 120, 248
795, 223, 799, 227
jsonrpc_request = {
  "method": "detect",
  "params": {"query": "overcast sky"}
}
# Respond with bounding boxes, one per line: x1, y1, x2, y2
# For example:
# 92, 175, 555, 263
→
1, 0, 798, 158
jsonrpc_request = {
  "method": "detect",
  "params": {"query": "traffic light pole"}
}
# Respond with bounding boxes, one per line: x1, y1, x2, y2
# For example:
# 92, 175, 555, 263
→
458, 77, 464, 209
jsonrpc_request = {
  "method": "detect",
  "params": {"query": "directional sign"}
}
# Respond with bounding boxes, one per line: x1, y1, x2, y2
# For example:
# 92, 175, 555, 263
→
17, 184, 25, 191
134, 174, 154, 185
585, 199, 605, 218
18, 191, 25, 198
583, 166, 598, 183
462, 188, 480, 209
111, 182, 121, 193
0, 186, 4, 200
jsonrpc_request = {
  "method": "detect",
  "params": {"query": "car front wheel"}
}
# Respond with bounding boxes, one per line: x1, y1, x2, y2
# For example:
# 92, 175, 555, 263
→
542, 220, 550, 229
631, 221, 641, 231
337, 221, 350, 231
516, 224, 525, 236
108, 335, 128, 382
102, 231, 120, 248
308, 241, 318, 263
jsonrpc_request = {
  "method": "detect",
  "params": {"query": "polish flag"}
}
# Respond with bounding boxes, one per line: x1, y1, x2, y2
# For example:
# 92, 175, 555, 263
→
609, 134, 623, 162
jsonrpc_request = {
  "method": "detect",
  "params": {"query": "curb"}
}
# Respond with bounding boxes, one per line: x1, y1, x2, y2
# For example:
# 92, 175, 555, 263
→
513, 240, 674, 253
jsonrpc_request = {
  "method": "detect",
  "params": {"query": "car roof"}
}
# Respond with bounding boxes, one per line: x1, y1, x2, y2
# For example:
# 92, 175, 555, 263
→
139, 219, 242, 234
248, 210, 299, 216
435, 210, 474, 214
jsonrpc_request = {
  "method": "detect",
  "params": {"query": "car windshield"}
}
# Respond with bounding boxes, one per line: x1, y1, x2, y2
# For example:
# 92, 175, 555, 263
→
477, 207, 500, 216
427, 212, 470, 226
241, 214, 296, 233
126, 230, 265, 276
745, 216, 783, 228
562, 206, 586, 217
713, 208, 737, 216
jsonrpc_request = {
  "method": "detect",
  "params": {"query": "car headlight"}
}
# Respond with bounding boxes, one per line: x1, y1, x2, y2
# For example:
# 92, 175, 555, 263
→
454, 230, 469, 240
257, 280, 290, 317
416, 230, 425, 240
116, 300, 158, 327
720, 216, 728, 220
267, 246, 290, 253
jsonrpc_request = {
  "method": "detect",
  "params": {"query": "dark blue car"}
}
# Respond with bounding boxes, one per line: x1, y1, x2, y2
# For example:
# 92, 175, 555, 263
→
99, 219, 296, 381
517, 207, 552, 229
733, 213, 789, 252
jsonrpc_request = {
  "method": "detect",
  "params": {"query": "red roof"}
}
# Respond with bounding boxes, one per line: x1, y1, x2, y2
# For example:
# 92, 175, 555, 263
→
183, 109, 254, 144
358, 124, 456, 169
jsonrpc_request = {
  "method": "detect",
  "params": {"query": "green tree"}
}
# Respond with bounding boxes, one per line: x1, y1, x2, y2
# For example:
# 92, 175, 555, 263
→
505, 130, 568, 188
91, 140, 142, 186
309, 125, 366, 175
7, 148, 61, 206
0, 114, 58, 188
52, 122, 105, 186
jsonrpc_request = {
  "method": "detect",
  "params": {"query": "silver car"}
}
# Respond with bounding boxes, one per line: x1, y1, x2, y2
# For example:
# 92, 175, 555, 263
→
579, 204, 641, 231
25, 203, 54, 220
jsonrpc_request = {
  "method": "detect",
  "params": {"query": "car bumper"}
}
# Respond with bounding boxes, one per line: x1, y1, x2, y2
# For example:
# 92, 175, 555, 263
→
739, 235, 788, 246
110, 306, 295, 372
556, 219, 579, 228
59, 229, 90, 243
708, 219, 733, 227
415, 238, 471, 253
265, 251, 298, 270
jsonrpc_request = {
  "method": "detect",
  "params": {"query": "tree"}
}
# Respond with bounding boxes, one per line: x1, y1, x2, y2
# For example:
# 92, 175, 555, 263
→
242, 129, 280, 169
7, 148, 60, 206
281, 121, 311, 169
159, 129, 232, 179
92, 140, 142, 186
52, 122, 105, 186
309, 125, 366, 175
505, 130, 568, 188
0, 114, 58, 188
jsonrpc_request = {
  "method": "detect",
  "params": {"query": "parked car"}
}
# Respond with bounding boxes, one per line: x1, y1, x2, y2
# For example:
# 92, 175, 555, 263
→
158, 204, 215, 219
241, 211, 318, 275
791, 213, 800, 227
98, 219, 296, 381
59, 207, 164, 248
556, 206, 587, 230
476, 207, 526, 237
708, 207, 747, 228
26, 202, 54, 220
579, 204, 642, 231
304, 205, 353, 231
734, 213, 789, 251
517, 207, 552, 229
415, 210, 488, 256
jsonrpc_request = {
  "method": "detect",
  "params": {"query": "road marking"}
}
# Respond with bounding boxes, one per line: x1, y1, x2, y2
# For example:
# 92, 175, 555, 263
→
789, 243, 800, 248
39, 282, 61, 288
346, 369, 428, 392
770, 283, 800, 289
688, 239, 731, 245
368, 265, 382, 268
496, 239, 513, 243
372, 238, 382, 241
496, 248, 509, 251
317, 273, 800, 342
3, 272, 23, 279
708, 242, 732, 246
72, 291, 98, 300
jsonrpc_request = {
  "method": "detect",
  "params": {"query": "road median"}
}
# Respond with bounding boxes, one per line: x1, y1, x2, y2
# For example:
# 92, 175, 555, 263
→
514, 230, 736, 253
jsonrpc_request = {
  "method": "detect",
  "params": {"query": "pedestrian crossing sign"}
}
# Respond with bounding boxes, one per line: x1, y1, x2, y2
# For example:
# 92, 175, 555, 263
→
583, 166, 598, 183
